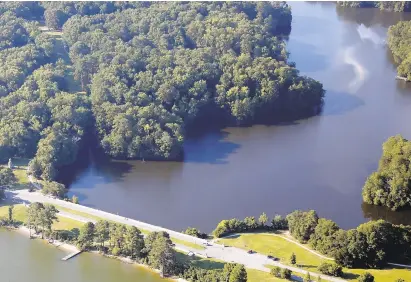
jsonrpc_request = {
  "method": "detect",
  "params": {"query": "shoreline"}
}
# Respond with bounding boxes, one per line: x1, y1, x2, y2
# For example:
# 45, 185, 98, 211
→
8, 225, 187, 282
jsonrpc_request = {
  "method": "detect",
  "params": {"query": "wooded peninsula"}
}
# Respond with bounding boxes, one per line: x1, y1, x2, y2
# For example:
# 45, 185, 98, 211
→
0, 1, 324, 182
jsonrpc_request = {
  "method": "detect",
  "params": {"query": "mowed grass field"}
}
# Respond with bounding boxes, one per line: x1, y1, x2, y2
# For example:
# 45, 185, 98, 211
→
218, 233, 411, 281
176, 250, 299, 282
0, 204, 84, 231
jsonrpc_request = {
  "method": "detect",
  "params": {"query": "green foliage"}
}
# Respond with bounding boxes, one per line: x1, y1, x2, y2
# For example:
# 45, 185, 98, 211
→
258, 212, 268, 227
388, 21, 411, 80
0, 167, 17, 186
8, 205, 14, 223
303, 272, 311, 282
286, 210, 319, 243
357, 272, 375, 282
271, 214, 288, 230
213, 214, 271, 238
72, 194, 79, 204
147, 235, 177, 277
316, 262, 343, 277
27, 202, 59, 238
309, 218, 341, 256
270, 266, 281, 277
61, 1, 324, 160
337, 1, 411, 11
77, 221, 95, 250
362, 135, 411, 210
228, 264, 247, 282
41, 181, 66, 198
290, 252, 296, 265
280, 268, 292, 279
183, 227, 207, 239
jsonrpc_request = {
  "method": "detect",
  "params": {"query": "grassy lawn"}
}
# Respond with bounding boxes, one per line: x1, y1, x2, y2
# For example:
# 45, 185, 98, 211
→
176, 250, 297, 281
0, 204, 27, 223
172, 237, 205, 250
0, 204, 84, 231
218, 233, 325, 272
218, 233, 411, 281
247, 268, 296, 282
0, 158, 32, 190
55, 205, 105, 222
54, 215, 84, 230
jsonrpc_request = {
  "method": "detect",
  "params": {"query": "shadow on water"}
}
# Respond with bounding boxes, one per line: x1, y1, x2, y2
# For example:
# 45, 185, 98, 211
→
336, 5, 411, 28
320, 91, 365, 116
57, 148, 134, 190
362, 202, 411, 226
287, 40, 329, 73
183, 130, 241, 164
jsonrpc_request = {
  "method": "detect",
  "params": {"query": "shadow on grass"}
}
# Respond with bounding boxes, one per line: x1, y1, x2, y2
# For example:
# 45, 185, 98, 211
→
176, 252, 225, 270
342, 272, 360, 280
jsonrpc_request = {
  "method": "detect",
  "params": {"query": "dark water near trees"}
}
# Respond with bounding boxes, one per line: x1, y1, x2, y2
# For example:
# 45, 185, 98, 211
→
62, 2, 411, 233
0, 229, 167, 282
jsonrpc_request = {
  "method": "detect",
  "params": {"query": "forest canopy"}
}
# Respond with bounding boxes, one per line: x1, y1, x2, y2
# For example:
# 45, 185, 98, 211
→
362, 135, 411, 210
337, 1, 411, 12
0, 1, 325, 180
387, 20, 411, 81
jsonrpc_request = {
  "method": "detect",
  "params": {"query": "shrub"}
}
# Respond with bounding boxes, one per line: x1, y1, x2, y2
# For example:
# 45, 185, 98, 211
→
317, 262, 343, 277
270, 266, 281, 277
280, 268, 292, 279
357, 272, 374, 282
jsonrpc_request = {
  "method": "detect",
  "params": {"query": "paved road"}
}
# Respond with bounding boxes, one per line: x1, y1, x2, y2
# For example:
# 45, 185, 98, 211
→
8, 189, 346, 282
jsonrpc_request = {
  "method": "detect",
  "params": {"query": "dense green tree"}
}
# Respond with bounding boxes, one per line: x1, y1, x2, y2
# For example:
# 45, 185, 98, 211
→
147, 235, 177, 277
229, 264, 247, 282
26, 202, 59, 238
271, 214, 288, 230
317, 262, 343, 277
258, 212, 268, 227
357, 272, 374, 282
337, 1, 411, 11
123, 226, 145, 259
94, 220, 110, 247
362, 135, 411, 210
388, 21, 411, 80
309, 218, 341, 256
77, 222, 95, 250
0, 167, 16, 187
183, 227, 207, 239
270, 266, 281, 277
280, 268, 292, 279
286, 210, 319, 243
41, 181, 66, 198
61, 1, 324, 161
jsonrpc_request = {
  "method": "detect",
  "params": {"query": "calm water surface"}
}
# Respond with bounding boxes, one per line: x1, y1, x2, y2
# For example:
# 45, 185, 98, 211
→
64, 2, 411, 232
0, 230, 167, 282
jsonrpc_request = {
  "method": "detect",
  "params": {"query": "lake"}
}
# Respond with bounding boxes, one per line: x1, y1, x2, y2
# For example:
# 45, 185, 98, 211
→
63, 2, 411, 233
0, 229, 168, 282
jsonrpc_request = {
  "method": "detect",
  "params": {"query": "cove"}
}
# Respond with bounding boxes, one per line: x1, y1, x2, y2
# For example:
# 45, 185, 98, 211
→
0, 229, 168, 282
61, 2, 411, 233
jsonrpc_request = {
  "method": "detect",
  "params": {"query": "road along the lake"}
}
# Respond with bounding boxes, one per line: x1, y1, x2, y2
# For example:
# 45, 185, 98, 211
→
8, 189, 346, 282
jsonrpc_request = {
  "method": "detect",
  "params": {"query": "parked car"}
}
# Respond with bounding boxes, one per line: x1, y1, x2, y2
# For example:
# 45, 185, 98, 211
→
267, 255, 273, 259
247, 250, 254, 254
273, 257, 279, 261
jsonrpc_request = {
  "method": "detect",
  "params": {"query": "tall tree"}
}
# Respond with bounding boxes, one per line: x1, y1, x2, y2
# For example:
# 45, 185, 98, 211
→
77, 222, 95, 250
147, 236, 177, 277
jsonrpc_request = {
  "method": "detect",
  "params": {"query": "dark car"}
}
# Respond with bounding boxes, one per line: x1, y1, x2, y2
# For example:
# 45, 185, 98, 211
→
247, 250, 254, 254
273, 257, 279, 261
267, 255, 273, 259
